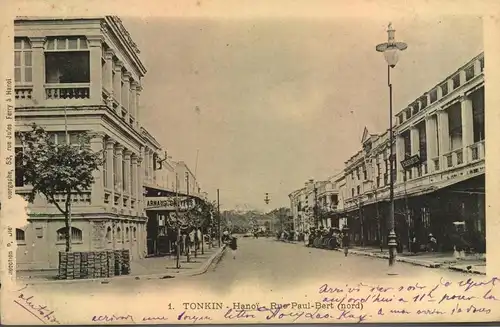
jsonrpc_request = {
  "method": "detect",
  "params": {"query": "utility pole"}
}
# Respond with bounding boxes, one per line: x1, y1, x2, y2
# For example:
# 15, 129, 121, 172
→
314, 187, 318, 228
175, 173, 181, 269
217, 188, 221, 247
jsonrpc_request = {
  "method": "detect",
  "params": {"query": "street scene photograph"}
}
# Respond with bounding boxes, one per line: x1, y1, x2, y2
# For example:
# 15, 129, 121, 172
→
2, 3, 497, 324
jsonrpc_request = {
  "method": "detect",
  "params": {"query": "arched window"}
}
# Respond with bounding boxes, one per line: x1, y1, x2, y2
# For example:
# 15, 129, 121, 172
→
106, 227, 112, 242
116, 227, 122, 243
133, 227, 137, 240
56, 227, 82, 242
16, 228, 25, 242
125, 227, 130, 242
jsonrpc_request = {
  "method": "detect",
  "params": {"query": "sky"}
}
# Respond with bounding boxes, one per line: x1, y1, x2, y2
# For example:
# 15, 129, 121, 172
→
122, 15, 483, 211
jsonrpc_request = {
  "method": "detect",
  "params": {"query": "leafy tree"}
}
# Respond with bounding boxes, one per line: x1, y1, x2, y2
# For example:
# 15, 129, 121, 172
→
19, 123, 104, 252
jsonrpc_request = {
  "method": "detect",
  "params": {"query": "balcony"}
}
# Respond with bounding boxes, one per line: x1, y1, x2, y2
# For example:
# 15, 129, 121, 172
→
45, 83, 90, 100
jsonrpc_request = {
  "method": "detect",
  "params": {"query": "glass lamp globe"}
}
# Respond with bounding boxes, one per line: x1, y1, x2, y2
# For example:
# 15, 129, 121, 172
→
384, 47, 400, 68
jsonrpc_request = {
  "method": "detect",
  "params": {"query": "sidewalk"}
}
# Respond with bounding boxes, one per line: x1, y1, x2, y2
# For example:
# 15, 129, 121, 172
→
16, 245, 227, 285
337, 246, 486, 275
278, 240, 486, 275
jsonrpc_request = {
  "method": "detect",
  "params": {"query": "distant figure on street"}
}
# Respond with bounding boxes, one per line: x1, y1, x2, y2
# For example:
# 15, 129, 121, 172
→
342, 228, 350, 257
226, 234, 238, 259
222, 231, 230, 245
427, 233, 437, 252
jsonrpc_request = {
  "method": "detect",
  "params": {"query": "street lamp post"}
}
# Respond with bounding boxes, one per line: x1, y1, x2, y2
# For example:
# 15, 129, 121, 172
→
376, 23, 407, 268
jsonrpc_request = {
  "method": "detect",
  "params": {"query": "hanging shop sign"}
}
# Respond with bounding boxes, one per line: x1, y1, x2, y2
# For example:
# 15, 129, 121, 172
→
145, 196, 195, 211
400, 154, 421, 170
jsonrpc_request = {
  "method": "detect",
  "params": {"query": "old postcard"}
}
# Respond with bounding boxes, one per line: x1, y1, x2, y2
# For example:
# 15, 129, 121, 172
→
1, 0, 500, 324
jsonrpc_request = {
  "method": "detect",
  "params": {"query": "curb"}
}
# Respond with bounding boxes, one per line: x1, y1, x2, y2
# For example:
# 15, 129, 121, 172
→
17, 246, 227, 286
334, 248, 442, 268
188, 245, 227, 277
449, 266, 486, 275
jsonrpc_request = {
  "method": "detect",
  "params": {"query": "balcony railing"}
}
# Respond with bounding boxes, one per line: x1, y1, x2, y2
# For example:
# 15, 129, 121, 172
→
15, 86, 33, 100
45, 83, 90, 99
469, 140, 485, 161
432, 157, 440, 171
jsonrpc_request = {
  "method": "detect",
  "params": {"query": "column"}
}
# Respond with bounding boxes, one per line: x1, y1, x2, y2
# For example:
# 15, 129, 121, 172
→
436, 85, 443, 100
135, 85, 142, 128
410, 126, 420, 177
29, 37, 46, 104
474, 59, 482, 75
87, 35, 103, 104
103, 49, 115, 95
90, 133, 105, 205
131, 155, 138, 198
123, 150, 132, 198
130, 81, 138, 121
137, 146, 145, 216
105, 139, 115, 208
115, 145, 124, 194
459, 69, 467, 86
425, 115, 438, 172
437, 109, 450, 169
113, 60, 123, 111
461, 96, 474, 163
122, 72, 131, 118
395, 134, 405, 183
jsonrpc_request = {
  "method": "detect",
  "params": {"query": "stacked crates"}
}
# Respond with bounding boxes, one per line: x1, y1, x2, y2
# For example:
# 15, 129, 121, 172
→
58, 250, 132, 280
121, 250, 130, 275
58, 252, 67, 279
114, 250, 123, 276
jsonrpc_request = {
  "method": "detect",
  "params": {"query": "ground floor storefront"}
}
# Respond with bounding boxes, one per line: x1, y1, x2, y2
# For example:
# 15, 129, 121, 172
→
16, 214, 147, 270
341, 174, 485, 253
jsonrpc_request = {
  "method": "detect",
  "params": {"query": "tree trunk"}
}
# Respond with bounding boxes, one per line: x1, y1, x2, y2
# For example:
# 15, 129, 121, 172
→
176, 226, 181, 269
65, 193, 72, 252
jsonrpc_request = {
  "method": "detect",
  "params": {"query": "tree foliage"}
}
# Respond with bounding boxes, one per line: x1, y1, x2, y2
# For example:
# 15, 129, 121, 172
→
185, 199, 217, 231
19, 123, 104, 252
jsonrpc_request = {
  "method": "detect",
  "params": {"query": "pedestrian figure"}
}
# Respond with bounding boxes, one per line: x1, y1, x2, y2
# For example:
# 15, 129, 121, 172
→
227, 234, 238, 259
427, 233, 437, 252
342, 228, 350, 257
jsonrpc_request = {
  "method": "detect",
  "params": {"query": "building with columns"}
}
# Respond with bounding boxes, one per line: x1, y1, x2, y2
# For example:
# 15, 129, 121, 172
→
14, 16, 156, 270
341, 52, 485, 252
289, 52, 485, 253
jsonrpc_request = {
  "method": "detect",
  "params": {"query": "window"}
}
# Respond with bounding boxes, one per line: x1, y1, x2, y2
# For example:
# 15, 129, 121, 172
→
122, 160, 126, 191
133, 227, 137, 239
441, 83, 449, 97
14, 38, 32, 84
362, 166, 367, 180
45, 37, 90, 84
356, 168, 360, 180
356, 185, 360, 195
116, 227, 122, 242
131, 161, 135, 196
351, 188, 354, 197
465, 65, 475, 81
16, 228, 25, 241
125, 227, 130, 242
113, 152, 118, 188
452, 75, 460, 89
106, 227, 112, 242
56, 227, 82, 242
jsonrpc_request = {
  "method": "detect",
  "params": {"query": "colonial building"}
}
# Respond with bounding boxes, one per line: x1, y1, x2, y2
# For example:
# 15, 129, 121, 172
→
289, 52, 485, 253
342, 52, 485, 252
13, 16, 208, 270
289, 177, 339, 236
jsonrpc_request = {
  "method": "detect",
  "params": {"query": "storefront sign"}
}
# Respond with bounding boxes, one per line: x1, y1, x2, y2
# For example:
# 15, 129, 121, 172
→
400, 155, 421, 170
145, 196, 195, 211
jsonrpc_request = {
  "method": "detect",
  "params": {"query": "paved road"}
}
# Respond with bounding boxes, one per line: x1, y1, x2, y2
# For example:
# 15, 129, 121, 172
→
25, 237, 468, 295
